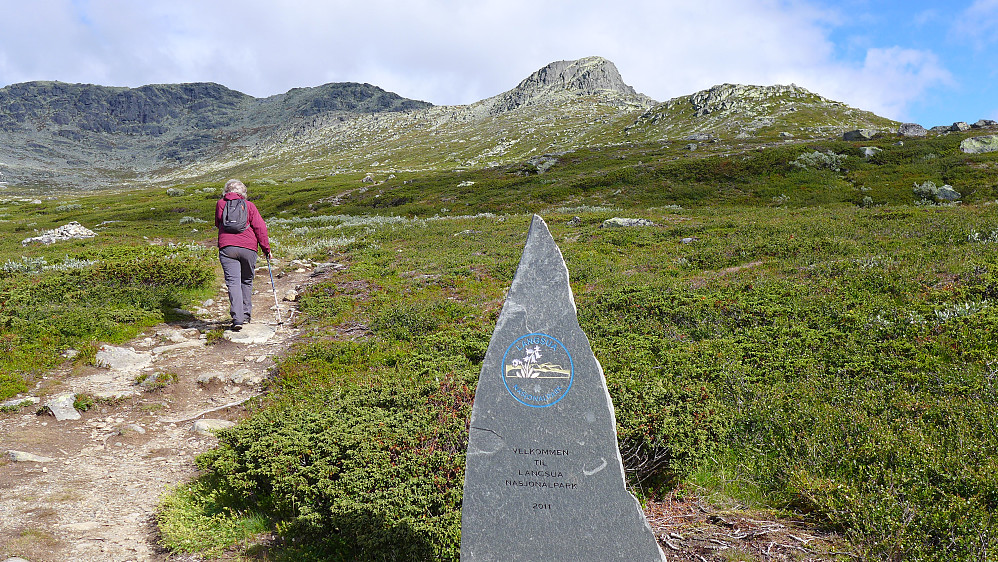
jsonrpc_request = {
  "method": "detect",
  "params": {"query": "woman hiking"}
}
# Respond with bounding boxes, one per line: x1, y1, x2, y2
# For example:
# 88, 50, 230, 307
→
215, 179, 271, 331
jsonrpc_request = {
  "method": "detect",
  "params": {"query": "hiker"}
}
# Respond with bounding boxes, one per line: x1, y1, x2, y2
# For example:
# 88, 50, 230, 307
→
215, 179, 271, 331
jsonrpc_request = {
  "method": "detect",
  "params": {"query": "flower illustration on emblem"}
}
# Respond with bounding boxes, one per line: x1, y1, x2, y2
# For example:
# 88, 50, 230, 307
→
511, 345, 543, 378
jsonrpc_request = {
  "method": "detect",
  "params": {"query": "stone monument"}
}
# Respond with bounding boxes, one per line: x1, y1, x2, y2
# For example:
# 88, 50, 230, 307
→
461, 215, 665, 561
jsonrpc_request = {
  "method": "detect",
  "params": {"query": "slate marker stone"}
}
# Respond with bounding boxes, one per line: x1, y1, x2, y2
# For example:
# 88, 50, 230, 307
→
461, 215, 665, 561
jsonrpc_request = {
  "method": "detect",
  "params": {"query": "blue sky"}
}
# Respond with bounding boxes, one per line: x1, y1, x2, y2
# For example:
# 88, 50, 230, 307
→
0, 0, 995, 127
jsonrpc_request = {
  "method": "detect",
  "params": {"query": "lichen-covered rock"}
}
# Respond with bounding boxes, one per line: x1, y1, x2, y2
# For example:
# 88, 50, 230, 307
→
937, 185, 962, 201
961, 135, 998, 154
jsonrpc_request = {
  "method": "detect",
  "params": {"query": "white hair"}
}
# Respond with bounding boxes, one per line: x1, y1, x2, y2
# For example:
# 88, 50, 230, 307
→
224, 179, 248, 197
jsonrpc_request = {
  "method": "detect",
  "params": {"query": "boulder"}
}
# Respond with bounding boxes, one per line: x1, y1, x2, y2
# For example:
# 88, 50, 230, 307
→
898, 123, 927, 138
843, 129, 877, 141
972, 120, 997, 128
950, 122, 971, 132
929, 125, 951, 134
861, 147, 883, 158
960, 135, 998, 154
936, 185, 962, 201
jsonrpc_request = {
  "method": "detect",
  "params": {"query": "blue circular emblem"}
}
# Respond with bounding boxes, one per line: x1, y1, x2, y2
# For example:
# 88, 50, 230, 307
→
501, 333, 574, 408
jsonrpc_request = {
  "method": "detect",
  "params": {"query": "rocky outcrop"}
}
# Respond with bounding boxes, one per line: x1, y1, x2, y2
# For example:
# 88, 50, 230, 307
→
685, 84, 816, 118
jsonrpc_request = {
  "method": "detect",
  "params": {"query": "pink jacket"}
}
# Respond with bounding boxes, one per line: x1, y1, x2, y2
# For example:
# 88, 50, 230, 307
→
215, 193, 271, 255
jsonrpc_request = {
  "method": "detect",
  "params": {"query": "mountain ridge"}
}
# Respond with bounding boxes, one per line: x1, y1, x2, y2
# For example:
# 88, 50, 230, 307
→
0, 57, 900, 191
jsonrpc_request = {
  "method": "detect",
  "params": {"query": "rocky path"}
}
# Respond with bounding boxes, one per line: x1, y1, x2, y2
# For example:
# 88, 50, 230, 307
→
0, 259, 320, 562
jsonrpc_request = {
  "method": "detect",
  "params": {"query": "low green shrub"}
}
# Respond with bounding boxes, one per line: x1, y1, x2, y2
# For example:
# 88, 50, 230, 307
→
0, 244, 214, 401
193, 371, 475, 561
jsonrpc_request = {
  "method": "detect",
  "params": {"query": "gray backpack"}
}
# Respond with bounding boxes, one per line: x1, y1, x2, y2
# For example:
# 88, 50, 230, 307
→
220, 198, 248, 233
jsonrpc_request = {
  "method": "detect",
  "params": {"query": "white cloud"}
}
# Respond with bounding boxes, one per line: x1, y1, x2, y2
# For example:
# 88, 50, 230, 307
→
953, 0, 998, 47
0, 0, 957, 121
799, 47, 954, 121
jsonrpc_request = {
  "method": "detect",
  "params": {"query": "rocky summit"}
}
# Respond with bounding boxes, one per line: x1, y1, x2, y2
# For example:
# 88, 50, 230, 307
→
484, 56, 654, 115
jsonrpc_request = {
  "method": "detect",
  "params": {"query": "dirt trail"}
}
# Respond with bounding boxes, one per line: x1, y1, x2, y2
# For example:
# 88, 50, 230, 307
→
0, 258, 318, 562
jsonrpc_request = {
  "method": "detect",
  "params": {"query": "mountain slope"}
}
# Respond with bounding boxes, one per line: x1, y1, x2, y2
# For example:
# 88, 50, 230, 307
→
0, 81, 432, 190
624, 83, 896, 142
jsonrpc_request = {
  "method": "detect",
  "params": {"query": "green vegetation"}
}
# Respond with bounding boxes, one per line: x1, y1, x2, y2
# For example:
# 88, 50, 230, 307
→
1, 127, 996, 560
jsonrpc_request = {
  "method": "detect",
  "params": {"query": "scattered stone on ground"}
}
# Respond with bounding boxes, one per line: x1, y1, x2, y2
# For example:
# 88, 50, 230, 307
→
8, 451, 55, 463
601, 217, 658, 228
20, 221, 97, 246
44, 393, 81, 421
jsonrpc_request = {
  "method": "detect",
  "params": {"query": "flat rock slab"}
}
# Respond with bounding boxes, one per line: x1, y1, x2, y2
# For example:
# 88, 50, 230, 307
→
192, 419, 236, 436
224, 324, 276, 344
197, 368, 265, 386
152, 340, 204, 355
45, 393, 82, 421
0, 396, 39, 408
95, 345, 154, 372
8, 450, 55, 463
461, 215, 664, 561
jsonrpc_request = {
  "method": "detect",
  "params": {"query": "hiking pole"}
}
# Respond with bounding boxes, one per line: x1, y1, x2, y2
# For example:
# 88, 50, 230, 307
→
266, 254, 283, 325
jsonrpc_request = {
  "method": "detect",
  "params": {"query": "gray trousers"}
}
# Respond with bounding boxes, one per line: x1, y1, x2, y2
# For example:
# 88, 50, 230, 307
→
219, 246, 257, 324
